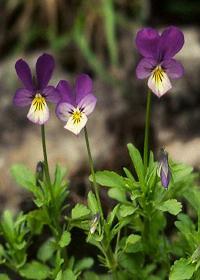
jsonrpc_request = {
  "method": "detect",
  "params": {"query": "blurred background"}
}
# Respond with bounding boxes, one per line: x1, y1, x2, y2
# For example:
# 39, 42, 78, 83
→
0, 0, 200, 213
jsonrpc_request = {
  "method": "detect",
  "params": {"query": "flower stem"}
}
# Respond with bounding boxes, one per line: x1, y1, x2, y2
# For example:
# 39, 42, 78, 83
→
84, 127, 103, 220
41, 125, 68, 265
41, 125, 58, 228
143, 89, 152, 174
41, 125, 51, 186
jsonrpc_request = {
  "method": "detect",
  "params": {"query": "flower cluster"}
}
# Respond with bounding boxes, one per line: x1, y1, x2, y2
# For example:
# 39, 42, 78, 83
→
13, 26, 185, 132
13, 54, 96, 134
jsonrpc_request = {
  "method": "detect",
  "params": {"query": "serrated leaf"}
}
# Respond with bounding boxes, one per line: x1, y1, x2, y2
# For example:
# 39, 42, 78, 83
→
191, 246, 200, 263
157, 199, 182, 215
169, 258, 195, 280
172, 163, 193, 183
93, 171, 125, 188
11, 164, 36, 190
127, 143, 145, 190
27, 209, 50, 235
19, 261, 50, 279
71, 204, 90, 220
59, 231, 71, 248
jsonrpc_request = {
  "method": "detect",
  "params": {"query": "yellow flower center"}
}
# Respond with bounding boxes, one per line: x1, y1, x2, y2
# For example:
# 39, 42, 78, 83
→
32, 93, 46, 112
72, 109, 82, 124
152, 66, 165, 84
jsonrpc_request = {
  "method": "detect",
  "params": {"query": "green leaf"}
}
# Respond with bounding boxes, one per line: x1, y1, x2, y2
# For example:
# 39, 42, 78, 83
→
37, 238, 55, 262
88, 191, 99, 214
83, 272, 112, 280
11, 164, 36, 190
53, 165, 67, 188
27, 209, 50, 235
75, 257, 94, 273
55, 271, 62, 280
119, 205, 136, 217
172, 163, 193, 183
93, 171, 125, 189
169, 258, 195, 280
191, 246, 200, 263
127, 144, 145, 190
59, 231, 71, 248
71, 204, 91, 220
123, 167, 135, 181
0, 210, 15, 243
19, 261, 50, 279
0, 274, 10, 280
124, 234, 142, 253
107, 204, 119, 226
63, 269, 77, 280
108, 188, 127, 202
126, 234, 141, 245
157, 199, 182, 215
175, 214, 196, 246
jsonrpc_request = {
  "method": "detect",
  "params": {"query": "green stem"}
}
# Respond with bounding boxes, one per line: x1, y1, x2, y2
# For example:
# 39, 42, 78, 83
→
143, 89, 152, 174
84, 127, 103, 220
41, 125, 68, 265
41, 125, 54, 201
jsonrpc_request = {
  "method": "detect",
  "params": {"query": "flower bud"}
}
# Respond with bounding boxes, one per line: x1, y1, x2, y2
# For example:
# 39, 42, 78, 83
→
36, 161, 44, 185
90, 213, 100, 234
158, 149, 171, 189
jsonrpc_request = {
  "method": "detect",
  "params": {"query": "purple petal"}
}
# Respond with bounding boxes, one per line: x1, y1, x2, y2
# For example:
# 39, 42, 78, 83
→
161, 169, 170, 188
136, 58, 157, 79
56, 80, 75, 105
159, 26, 184, 60
43, 86, 60, 103
56, 102, 74, 122
135, 28, 160, 59
15, 59, 34, 91
75, 74, 93, 104
13, 88, 33, 107
36, 53, 55, 89
78, 94, 97, 115
162, 59, 184, 79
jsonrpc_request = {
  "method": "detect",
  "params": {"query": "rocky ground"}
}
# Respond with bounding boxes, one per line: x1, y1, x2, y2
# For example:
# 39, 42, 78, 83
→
0, 26, 200, 212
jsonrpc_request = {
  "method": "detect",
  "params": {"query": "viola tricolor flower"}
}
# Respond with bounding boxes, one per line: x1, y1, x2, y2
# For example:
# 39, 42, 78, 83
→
56, 74, 97, 135
158, 149, 171, 189
13, 53, 59, 125
135, 26, 184, 97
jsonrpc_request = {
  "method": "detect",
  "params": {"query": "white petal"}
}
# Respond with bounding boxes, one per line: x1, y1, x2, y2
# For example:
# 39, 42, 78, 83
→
27, 94, 49, 125
56, 102, 75, 122
64, 113, 88, 135
148, 67, 172, 97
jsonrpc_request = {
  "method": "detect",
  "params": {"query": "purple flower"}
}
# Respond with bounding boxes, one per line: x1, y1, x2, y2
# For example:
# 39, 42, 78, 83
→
135, 26, 184, 97
13, 53, 59, 125
158, 149, 171, 189
56, 74, 97, 135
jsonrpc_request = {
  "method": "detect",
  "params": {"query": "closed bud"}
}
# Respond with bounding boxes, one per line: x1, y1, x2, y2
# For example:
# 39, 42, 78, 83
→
90, 213, 100, 234
158, 148, 171, 189
36, 161, 44, 184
